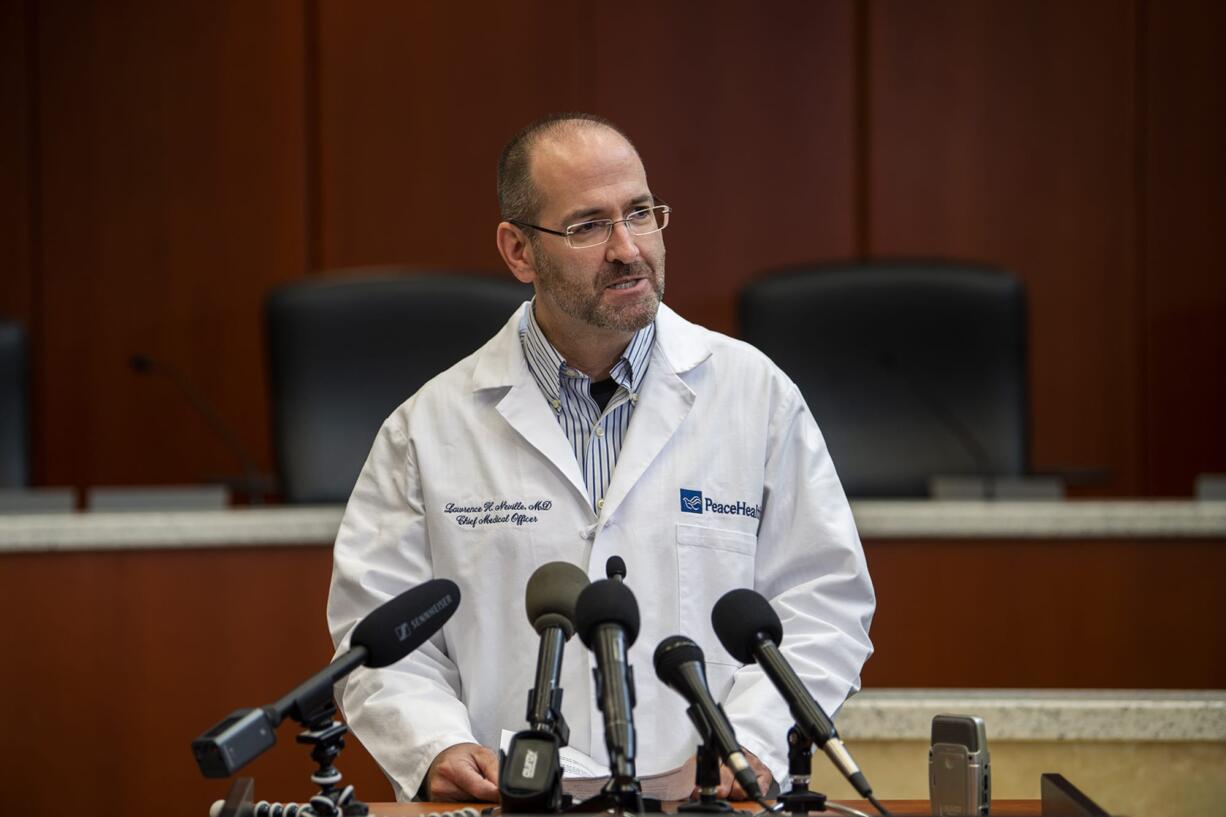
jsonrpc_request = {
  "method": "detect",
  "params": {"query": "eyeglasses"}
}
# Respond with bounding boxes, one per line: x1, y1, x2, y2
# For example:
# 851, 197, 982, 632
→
511, 203, 671, 249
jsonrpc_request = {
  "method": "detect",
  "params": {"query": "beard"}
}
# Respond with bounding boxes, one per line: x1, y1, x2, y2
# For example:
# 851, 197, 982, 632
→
533, 242, 666, 333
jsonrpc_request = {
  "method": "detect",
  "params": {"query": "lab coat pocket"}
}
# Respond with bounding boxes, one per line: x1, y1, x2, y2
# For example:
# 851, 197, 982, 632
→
675, 522, 756, 669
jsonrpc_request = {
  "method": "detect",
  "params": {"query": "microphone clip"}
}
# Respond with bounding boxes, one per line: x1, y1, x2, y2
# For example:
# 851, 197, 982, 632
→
499, 729, 570, 814
525, 686, 570, 747
777, 724, 829, 815
676, 740, 738, 814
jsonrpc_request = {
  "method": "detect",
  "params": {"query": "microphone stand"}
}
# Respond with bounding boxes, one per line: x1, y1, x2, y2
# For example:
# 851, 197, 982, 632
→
776, 725, 828, 815
293, 700, 367, 816
501, 619, 573, 813
678, 741, 738, 814
563, 674, 662, 815
566, 775, 657, 816
499, 688, 571, 813
673, 701, 741, 814
211, 699, 367, 817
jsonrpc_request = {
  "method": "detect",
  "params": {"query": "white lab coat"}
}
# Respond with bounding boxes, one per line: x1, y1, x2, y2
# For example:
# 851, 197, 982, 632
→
328, 302, 875, 800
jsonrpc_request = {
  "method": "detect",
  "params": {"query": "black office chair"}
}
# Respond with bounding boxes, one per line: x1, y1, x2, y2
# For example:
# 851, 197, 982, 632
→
740, 262, 1027, 498
266, 270, 531, 504
0, 318, 29, 488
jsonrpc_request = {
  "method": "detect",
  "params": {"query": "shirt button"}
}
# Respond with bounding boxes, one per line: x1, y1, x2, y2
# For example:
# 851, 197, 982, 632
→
551, 399, 561, 412
565, 368, 579, 377
629, 393, 639, 404
596, 499, 605, 510
595, 426, 604, 437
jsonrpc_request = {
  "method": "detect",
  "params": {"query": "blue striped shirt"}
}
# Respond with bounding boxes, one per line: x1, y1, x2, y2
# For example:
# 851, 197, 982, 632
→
520, 304, 655, 515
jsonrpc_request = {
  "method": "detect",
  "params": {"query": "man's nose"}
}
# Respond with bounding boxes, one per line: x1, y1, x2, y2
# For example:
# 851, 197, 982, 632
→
605, 221, 642, 264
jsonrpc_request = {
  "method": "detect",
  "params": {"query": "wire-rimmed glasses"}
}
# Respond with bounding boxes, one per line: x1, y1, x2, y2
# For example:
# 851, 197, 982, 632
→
511, 203, 671, 249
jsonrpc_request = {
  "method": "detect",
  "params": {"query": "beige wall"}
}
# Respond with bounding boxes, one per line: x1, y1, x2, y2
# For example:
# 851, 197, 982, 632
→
809, 740, 1226, 816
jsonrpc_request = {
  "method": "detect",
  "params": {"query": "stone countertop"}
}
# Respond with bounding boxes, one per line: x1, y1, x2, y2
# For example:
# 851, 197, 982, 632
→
1, 501, 1225, 552
836, 688, 1226, 742
0, 506, 345, 551
851, 500, 1226, 539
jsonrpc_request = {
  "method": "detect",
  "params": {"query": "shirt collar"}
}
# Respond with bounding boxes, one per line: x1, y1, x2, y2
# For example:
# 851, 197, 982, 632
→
519, 299, 655, 401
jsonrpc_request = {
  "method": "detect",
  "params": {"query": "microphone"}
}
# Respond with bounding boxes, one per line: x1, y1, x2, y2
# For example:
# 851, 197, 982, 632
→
574, 578, 640, 782
500, 563, 589, 811
653, 635, 762, 800
192, 578, 460, 778
712, 588, 875, 801
606, 555, 627, 582
524, 561, 589, 736
129, 353, 274, 501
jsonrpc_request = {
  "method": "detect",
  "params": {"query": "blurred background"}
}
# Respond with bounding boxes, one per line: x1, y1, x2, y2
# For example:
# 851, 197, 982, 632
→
2, 0, 1222, 497
2, 1, 1224, 816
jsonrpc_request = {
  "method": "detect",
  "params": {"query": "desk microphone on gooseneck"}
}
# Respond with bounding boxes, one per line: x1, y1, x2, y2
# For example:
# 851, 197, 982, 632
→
875, 351, 997, 497
129, 353, 273, 500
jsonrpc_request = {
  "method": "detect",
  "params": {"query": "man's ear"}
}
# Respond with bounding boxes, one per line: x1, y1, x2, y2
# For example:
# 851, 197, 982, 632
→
496, 222, 537, 285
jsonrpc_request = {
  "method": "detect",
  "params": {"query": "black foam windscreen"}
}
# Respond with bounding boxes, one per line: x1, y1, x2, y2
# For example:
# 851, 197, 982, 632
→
653, 635, 705, 684
574, 578, 640, 649
606, 555, 627, 580
351, 578, 461, 668
525, 561, 590, 637
711, 587, 784, 664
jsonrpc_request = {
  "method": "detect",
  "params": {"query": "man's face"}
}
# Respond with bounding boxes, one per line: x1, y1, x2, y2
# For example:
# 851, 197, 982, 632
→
524, 128, 666, 338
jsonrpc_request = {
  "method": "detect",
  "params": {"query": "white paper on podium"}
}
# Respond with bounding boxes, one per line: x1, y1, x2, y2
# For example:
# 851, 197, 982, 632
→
498, 729, 694, 801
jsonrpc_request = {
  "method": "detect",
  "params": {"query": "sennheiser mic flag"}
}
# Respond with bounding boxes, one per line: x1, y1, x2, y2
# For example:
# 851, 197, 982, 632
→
654, 635, 762, 799
711, 588, 875, 800
574, 578, 640, 782
192, 578, 460, 778
349, 577, 460, 667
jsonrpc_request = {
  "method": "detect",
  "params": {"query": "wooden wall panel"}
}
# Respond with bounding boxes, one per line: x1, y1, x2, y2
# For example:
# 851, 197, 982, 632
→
0, 0, 34, 326
314, 2, 597, 273
315, 1, 857, 335
10, 0, 1226, 496
1142, 2, 1226, 495
867, 1, 1143, 494
859, 537, 1226, 688
32, 1, 308, 489
1, 546, 392, 817
592, 0, 859, 333
3, 537, 1222, 816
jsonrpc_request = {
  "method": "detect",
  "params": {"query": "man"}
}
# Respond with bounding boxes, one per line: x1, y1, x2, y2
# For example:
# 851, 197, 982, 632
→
327, 113, 875, 803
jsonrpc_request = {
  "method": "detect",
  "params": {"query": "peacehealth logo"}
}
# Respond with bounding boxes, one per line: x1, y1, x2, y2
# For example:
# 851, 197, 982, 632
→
679, 488, 761, 519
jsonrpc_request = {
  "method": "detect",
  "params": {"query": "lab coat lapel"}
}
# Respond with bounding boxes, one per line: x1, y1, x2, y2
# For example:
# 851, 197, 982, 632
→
473, 305, 591, 509
599, 305, 710, 522
497, 380, 590, 506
